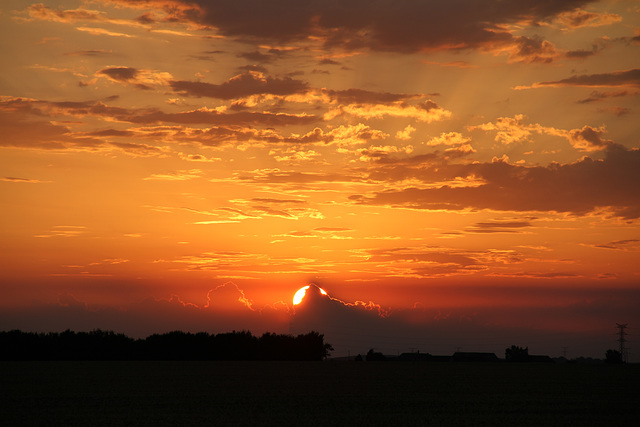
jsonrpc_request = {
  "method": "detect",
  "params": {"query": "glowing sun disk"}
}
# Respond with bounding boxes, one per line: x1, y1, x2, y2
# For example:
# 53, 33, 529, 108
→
293, 285, 328, 305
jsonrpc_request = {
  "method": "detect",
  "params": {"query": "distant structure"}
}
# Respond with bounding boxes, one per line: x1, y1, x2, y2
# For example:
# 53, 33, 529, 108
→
452, 352, 499, 362
616, 323, 628, 363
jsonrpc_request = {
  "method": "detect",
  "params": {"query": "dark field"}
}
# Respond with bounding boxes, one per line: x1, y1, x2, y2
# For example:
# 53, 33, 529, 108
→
1, 361, 638, 426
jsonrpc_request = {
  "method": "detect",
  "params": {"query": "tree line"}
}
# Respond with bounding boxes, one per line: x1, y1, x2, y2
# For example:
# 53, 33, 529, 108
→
0, 330, 333, 361
505, 345, 625, 364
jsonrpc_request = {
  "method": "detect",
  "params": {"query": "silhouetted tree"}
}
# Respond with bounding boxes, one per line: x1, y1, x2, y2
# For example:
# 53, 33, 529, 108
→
295, 331, 333, 360
605, 349, 623, 364
0, 329, 332, 361
366, 348, 386, 361
505, 345, 529, 362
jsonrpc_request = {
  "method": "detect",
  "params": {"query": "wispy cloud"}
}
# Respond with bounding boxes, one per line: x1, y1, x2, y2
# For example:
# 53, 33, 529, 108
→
76, 27, 135, 38
516, 69, 640, 89
143, 169, 203, 181
1, 176, 50, 183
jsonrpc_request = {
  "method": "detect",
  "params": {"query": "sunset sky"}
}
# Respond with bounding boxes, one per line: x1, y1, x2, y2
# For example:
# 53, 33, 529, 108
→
1, 0, 639, 359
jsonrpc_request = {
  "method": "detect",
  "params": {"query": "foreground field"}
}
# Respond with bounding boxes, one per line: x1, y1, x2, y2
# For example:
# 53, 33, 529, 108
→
1, 361, 638, 425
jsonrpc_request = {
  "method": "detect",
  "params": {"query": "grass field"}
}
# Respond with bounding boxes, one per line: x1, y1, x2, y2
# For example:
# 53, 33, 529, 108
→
1, 361, 638, 425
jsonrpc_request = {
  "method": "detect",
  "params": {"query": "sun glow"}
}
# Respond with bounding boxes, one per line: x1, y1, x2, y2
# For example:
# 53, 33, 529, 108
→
293, 285, 328, 305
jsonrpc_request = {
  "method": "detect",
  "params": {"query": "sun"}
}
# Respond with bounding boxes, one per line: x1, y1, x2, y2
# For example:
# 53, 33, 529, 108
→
293, 285, 328, 305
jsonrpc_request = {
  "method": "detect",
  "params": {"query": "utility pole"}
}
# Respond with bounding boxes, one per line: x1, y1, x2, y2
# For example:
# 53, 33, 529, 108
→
561, 346, 568, 358
616, 323, 628, 363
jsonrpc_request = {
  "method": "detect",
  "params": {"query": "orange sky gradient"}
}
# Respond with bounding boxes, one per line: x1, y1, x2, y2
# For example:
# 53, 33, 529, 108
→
1, 0, 639, 360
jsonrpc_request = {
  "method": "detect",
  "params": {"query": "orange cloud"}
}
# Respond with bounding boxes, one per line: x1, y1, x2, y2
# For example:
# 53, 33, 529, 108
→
426, 132, 470, 146
142, 169, 203, 181
396, 125, 416, 141
466, 220, 534, 234
336, 100, 451, 122
568, 126, 613, 152
469, 115, 613, 152
27, 4, 108, 23
495, 36, 562, 64
76, 26, 135, 37
555, 9, 622, 29
96, 66, 173, 89
204, 282, 254, 311
237, 169, 366, 185
1, 176, 49, 183
322, 88, 420, 105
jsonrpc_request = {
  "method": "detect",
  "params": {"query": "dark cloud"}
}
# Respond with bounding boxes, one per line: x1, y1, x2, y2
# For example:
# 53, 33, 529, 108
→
565, 49, 596, 59
372, 152, 443, 166
597, 106, 631, 117
577, 90, 634, 104
290, 285, 388, 352
3, 282, 639, 359
509, 36, 560, 63
564, 37, 610, 60
318, 58, 341, 66
251, 198, 307, 204
290, 283, 640, 357
489, 272, 581, 279
203, 0, 585, 52
0, 107, 103, 150
169, 72, 309, 99
98, 66, 139, 82
108, 141, 167, 155
555, 31, 609, 61
1, 96, 318, 128
467, 220, 533, 233
0, 97, 322, 151
0, 98, 181, 154
532, 69, 640, 88
0, 283, 290, 339
593, 239, 640, 251
366, 247, 481, 270
125, 109, 319, 126
88, 129, 136, 137
237, 64, 268, 74
106, 0, 589, 55
352, 144, 640, 219
569, 125, 613, 151
136, 11, 157, 24
65, 50, 112, 56
236, 51, 276, 63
